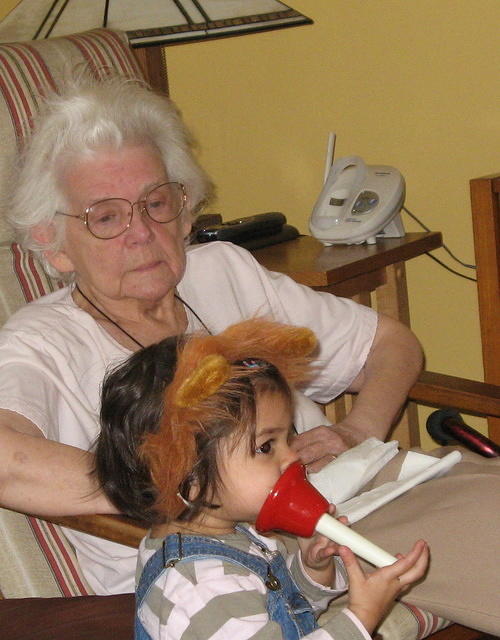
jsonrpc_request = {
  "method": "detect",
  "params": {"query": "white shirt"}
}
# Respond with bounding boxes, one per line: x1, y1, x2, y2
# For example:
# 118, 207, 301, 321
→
0, 241, 377, 594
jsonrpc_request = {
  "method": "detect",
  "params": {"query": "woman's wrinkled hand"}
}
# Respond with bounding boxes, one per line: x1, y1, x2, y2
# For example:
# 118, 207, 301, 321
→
291, 422, 367, 472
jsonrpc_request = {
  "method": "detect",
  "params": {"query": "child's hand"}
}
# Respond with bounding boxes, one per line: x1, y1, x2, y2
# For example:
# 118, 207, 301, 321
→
340, 539, 429, 635
297, 505, 348, 587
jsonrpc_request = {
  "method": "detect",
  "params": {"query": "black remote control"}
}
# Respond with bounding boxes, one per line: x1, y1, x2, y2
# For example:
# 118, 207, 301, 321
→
196, 212, 286, 243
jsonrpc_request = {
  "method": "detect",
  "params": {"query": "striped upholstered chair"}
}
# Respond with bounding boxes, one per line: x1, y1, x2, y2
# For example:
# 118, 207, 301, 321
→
0, 26, 495, 640
0, 28, 154, 600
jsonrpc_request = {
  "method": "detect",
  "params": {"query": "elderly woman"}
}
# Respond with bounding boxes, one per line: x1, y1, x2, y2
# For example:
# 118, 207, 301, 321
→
0, 74, 498, 635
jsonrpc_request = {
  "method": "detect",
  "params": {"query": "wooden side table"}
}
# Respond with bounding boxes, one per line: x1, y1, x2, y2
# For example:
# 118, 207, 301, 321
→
251, 232, 443, 448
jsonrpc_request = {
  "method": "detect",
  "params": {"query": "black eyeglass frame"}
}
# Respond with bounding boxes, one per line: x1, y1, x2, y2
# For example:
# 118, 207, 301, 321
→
55, 181, 187, 240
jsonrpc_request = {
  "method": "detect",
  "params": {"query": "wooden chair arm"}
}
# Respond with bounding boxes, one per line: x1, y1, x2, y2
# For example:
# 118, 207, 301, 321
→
409, 371, 500, 418
43, 514, 146, 548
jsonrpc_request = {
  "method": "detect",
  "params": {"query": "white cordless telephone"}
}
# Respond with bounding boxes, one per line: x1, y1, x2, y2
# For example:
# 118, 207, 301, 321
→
309, 133, 405, 245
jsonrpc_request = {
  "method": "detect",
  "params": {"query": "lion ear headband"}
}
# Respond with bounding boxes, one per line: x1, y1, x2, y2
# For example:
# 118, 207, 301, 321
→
140, 318, 318, 518
175, 353, 232, 408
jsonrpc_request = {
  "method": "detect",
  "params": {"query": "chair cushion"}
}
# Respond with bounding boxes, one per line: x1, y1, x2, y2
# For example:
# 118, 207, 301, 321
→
0, 242, 91, 597
0, 507, 93, 598
0, 28, 146, 598
0, 242, 63, 327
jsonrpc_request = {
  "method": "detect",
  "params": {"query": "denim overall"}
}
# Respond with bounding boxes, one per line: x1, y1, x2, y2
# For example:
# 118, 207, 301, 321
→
135, 525, 318, 640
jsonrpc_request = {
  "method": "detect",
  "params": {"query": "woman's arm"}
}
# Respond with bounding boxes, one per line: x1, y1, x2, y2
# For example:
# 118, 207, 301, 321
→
293, 313, 423, 470
339, 312, 424, 441
0, 409, 117, 516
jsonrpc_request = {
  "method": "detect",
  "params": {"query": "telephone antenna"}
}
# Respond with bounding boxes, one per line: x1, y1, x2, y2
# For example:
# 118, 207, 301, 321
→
323, 132, 336, 183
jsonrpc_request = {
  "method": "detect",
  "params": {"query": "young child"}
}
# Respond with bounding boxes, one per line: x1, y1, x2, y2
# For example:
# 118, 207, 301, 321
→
95, 319, 429, 640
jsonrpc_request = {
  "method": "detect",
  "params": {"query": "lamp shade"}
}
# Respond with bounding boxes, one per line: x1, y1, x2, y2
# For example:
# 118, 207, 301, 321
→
0, 0, 313, 47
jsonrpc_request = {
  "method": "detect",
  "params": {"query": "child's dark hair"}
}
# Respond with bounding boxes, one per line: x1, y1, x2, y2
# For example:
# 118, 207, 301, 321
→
95, 319, 317, 525
95, 338, 179, 523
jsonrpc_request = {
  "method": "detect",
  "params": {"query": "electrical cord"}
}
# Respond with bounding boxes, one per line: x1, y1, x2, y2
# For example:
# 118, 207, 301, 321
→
403, 206, 476, 269
402, 206, 477, 282
423, 251, 477, 282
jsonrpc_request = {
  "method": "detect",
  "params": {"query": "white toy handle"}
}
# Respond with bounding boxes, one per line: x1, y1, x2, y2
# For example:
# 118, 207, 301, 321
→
316, 513, 397, 567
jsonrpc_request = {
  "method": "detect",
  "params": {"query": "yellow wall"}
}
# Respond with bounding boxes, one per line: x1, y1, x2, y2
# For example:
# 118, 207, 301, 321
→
166, 1, 499, 447
1, 1, 498, 446
0, 0, 17, 15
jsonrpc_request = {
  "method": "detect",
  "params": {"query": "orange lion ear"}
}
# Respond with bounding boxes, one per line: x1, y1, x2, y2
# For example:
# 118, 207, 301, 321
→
175, 354, 232, 407
278, 326, 317, 357
220, 320, 317, 358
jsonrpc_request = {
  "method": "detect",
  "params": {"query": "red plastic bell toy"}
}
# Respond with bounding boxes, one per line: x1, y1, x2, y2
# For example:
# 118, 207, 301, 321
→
256, 461, 396, 568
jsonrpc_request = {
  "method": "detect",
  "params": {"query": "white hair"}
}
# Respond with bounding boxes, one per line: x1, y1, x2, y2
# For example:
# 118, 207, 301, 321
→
8, 71, 213, 278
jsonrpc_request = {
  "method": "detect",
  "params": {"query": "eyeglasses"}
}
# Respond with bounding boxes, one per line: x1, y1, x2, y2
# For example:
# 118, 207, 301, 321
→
56, 182, 187, 239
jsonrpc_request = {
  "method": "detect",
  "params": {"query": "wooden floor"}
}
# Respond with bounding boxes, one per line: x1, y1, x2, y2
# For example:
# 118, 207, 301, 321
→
0, 597, 498, 640
0, 594, 135, 640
